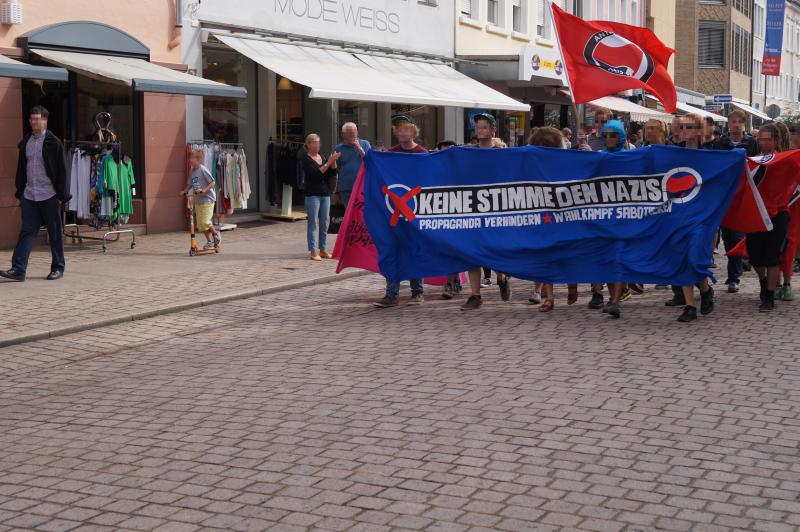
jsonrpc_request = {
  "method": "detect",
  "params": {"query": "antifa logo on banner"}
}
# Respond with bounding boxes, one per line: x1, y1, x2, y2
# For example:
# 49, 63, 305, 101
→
382, 167, 702, 228
583, 31, 655, 82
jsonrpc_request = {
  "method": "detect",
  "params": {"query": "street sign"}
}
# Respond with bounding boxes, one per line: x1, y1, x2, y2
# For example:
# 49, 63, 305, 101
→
704, 104, 724, 111
713, 94, 733, 103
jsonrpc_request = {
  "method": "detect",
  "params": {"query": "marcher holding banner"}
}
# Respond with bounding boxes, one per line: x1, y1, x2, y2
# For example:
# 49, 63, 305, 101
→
374, 118, 427, 308
462, 112, 512, 311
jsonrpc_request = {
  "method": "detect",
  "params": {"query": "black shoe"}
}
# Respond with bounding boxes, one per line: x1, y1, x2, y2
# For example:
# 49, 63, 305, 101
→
46, 270, 63, 281
677, 305, 697, 322
759, 291, 775, 312
629, 283, 644, 294
700, 286, 714, 315
0, 268, 25, 282
461, 294, 483, 310
602, 302, 621, 318
664, 296, 686, 307
588, 292, 604, 309
498, 278, 512, 301
759, 278, 768, 305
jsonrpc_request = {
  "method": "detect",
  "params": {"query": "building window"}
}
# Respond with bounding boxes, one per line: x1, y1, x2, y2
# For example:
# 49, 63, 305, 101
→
754, 3, 765, 39
487, 0, 500, 25
700, 0, 726, 4
460, 0, 476, 18
699, 21, 725, 68
536, 0, 551, 37
732, 0, 750, 17
577, 0, 591, 17
512, 0, 527, 33
731, 23, 751, 75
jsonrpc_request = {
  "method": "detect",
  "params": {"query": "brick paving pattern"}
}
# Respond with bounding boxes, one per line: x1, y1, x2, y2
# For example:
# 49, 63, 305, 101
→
0, 263, 798, 531
0, 222, 355, 346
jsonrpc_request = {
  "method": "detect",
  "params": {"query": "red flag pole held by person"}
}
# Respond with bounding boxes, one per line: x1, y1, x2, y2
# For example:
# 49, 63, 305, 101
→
550, 2, 677, 114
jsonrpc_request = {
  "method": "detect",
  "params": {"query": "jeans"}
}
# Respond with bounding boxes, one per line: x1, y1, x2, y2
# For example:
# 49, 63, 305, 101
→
720, 226, 745, 284
386, 279, 423, 299
305, 195, 331, 252
12, 196, 65, 275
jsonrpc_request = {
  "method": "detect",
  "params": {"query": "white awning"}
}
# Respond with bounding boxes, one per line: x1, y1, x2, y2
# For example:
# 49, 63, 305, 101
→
34, 49, 246, 99
588, 96, 672, 122
730, 101, 771, 121
214, 34, 530, 112
0, 54, 67, 81
675, 101, 728, 123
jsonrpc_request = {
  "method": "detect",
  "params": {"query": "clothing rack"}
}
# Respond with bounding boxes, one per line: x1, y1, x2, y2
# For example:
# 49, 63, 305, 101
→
188, 139, 245, 148
264, 137, 307, 222
63, 140, 136, 252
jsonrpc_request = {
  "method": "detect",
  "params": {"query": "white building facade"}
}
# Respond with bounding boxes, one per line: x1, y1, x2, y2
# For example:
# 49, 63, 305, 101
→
753, 0, 800, 118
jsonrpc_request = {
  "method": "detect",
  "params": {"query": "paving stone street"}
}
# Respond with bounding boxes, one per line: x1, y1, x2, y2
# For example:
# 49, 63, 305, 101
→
0, 230, 798, 531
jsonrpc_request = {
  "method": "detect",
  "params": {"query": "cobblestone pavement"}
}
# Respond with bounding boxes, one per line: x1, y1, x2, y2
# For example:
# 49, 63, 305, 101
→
0, 222, 354, 346
0, 268, 798, 532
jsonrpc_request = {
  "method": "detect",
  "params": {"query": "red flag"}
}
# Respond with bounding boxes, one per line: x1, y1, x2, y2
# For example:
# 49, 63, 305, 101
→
722, 151, 800, 233
551, 4, 677, 113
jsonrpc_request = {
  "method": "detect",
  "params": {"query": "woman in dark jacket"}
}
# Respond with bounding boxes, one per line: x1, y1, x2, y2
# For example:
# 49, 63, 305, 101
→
300, 133, 340, 261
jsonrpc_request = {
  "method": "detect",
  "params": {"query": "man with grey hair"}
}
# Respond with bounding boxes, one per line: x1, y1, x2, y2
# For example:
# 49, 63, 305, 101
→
334, 122, 370, 209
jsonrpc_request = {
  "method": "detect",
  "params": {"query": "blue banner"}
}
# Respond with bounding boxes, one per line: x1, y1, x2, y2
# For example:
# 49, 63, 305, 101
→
762, 0, 786, 75
363, 145, 744, 285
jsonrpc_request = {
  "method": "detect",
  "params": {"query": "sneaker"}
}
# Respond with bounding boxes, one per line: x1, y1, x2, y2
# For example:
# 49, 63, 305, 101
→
677, 305, 697, 322
619, 288, 632, 302
794, 259, 800, 273
407, 293, 424, 306
461, 294, 483, 310
774, 285, 784, 300
727, 282, 739, 293
664, 296, 686, 307
528, 292, 542, 305
213, 232, 221, 245
442, 283, 455, 300
202, 241, 215, 250
654, 284, 669, 290
629, 283, 644, 295
782, 284, 794, 301
602, 302, 621, 318
588, 292, 604, 309
498, 278, 512, 301
759, 291, 775, 312
373, 296, 399, 308
700, 286, 715, 315
480, 277, 492, 288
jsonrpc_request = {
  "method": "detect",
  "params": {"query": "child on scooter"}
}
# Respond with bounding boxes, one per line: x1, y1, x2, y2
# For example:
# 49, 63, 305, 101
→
180, 149, 220, 249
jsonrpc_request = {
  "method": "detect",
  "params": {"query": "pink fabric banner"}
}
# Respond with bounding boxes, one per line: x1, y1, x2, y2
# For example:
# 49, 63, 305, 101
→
332, 164, 465, 286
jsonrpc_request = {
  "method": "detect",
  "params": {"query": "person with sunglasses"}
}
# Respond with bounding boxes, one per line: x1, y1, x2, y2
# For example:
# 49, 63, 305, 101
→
578, 109, 612, 152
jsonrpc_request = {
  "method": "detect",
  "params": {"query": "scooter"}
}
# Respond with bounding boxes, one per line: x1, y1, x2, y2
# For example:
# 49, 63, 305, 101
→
185, 191, 220, 257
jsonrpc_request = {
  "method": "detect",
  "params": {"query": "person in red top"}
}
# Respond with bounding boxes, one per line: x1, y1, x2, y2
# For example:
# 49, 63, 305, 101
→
373, 116, 428, 308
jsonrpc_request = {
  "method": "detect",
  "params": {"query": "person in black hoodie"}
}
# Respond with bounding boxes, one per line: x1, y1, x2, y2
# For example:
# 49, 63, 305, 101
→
300, 133, 339, 261
0, 106, 68, 282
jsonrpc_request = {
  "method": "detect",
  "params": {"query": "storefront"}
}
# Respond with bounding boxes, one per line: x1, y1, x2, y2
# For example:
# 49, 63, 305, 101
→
183, 0, 529, 216
0, 12, 244, 249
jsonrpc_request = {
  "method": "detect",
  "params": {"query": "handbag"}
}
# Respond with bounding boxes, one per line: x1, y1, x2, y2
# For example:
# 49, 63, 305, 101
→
328, 202, 345, 234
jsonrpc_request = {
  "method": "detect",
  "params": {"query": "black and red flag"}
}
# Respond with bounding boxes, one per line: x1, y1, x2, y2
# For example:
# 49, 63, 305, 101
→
551, 3, 677, 113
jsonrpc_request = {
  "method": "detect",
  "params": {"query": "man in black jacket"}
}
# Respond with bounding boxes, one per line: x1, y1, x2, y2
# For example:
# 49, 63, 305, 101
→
0, 106, 69, 282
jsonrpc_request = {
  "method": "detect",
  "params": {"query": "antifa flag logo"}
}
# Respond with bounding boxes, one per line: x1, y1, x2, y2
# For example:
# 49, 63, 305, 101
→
584, 31, 655, 82
663, 168, 702, 204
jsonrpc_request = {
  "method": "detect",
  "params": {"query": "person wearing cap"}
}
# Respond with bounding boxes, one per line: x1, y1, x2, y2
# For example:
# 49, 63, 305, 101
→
461, 112, 512, 310
334, 122, 370, 210
373, 117, 428, 308
578, 109, 612, 151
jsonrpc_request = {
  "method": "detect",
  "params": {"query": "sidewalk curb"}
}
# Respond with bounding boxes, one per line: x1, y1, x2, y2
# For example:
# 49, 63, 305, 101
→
0, 270, 370, 349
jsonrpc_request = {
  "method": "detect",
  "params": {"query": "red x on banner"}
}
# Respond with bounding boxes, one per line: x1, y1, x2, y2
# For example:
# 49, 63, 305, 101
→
382, 185, 422, 227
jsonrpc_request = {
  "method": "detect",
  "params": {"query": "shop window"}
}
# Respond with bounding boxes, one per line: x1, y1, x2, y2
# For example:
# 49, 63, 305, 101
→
391, 105, 438, 150
338, 101, 377, 146
76, 76, 133, 160
202, 47, 258, 209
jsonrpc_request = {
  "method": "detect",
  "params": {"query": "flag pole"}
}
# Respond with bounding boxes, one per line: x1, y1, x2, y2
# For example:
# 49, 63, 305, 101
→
549, 1, 584, 143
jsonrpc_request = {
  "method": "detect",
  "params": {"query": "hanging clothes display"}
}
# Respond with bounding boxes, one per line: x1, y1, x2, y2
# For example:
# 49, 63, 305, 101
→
186, 141, 252, 216
266, 141, 303, 206
65, 143, 135, 226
